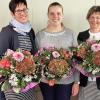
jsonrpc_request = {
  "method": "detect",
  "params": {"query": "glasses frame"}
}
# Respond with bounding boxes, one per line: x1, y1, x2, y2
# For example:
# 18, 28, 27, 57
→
14, 8, 29, 14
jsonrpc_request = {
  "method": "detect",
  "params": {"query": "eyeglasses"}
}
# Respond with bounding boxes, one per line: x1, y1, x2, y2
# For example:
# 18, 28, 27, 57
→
89, 16, 100, 20
15, 8, 28, 14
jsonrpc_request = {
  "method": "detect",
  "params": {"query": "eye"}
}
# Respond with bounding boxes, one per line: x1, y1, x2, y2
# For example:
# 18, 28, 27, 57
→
50, 12, 55, 16
57, 12, 61, 15
15, 8, 28, 14
96, 17, 100, 20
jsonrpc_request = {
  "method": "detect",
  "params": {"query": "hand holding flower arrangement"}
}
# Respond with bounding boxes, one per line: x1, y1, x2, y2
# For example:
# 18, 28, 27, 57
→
34, 47, 74, 86
73, 40, 100, 76
0, 49, 41, 93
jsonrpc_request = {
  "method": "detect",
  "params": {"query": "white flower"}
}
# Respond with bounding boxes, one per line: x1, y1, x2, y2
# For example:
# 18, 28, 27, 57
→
23, 75, 33, 82
33, 75, 37, 79
92, 68, 100, 75
10, 65, 15, 72
6, 49, 14, 56
13, 87, 21, 93
9, 74, 18, 86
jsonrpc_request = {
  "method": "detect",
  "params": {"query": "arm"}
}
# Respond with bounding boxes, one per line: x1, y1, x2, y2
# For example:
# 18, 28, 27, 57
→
71, 70, 80, 96
0, 32, 10, 58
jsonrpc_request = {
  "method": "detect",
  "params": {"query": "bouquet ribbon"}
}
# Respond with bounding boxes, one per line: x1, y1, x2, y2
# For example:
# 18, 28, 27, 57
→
73, 62, 100, 77
21, 82, 38, 92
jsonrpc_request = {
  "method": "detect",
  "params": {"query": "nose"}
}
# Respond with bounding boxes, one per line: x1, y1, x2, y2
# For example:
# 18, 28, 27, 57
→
53, 14, 58, 18
20, 11, 26, 15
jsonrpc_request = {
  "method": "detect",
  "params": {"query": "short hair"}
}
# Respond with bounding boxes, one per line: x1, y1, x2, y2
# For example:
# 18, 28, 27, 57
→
86, 5, 100, 19
9, 0, 27, 13
48, 2, 63, 14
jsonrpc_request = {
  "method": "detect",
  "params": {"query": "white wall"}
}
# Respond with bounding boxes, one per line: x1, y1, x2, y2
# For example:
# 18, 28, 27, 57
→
0, 0, 100, 34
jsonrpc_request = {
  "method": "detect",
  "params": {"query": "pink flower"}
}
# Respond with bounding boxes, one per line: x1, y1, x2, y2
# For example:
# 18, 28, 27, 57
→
6, 49, 14, 56
86, 39, 96, 45
52, 51, 60, 58
91, 43, 100, 52
13, 52, 24, 62
34, 48, 44, 57
38, 48, 43, 53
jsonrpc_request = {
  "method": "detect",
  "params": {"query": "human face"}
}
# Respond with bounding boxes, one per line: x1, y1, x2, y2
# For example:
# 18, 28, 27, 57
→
11, 3, 28, 24
48, 6, 63, 26
88, 12, 100, 30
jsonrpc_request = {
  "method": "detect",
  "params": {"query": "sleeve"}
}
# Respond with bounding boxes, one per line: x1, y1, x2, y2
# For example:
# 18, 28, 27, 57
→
77, 30, 89, 43
35, 32, 40, 49
77, 32, 83, 44
73, 69, 80, 83
30, 29, 37, 55
72, 31, 78, 47
0, 32, 10, 58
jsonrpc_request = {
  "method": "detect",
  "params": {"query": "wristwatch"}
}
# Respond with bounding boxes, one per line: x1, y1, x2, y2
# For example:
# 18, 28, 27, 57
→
74, 81, 80, 84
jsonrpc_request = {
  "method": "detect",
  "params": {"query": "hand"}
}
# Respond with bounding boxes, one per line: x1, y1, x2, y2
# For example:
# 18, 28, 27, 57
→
71, 83, 79, 96
48, 79, 56, 86
0, 74, 2, 78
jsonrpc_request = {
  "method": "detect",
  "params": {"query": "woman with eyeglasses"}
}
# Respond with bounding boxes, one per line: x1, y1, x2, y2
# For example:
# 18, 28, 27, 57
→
0, 0, 37, 100
77, 6, 100, 100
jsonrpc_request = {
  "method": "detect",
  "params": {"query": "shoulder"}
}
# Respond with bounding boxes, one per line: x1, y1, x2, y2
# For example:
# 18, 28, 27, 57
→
64, 27, 74, 33
78, 30, 89, 36
77, 29, 89, 42
64, 27, 75, 37
0, 25, 15, 42
29, 28, 35, 38
1, 25, 13, 32
1, 25, 15, 36
36, 29, 45, 37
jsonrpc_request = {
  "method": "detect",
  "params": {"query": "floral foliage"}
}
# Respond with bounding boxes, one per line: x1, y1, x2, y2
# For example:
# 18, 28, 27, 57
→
34, 47, 73, 82
0, 49, 41, 93
73, 40, 100, 76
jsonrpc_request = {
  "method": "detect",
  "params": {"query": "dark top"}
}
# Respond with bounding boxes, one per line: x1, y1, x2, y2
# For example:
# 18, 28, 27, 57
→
77, 29, 100, 90
0, 25, 37, 57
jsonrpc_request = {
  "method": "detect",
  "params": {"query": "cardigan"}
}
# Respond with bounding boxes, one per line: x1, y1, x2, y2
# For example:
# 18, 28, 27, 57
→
77, 29, 100, 90
0, 25, 37, 57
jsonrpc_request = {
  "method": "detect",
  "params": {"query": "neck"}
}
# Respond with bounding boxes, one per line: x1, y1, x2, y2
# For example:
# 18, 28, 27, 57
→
90, 28, 100, 33
45, 24, 63, 33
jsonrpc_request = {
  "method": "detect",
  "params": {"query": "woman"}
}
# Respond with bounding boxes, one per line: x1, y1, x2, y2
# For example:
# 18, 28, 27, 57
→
0, 0, 37, 100
77, 6, 100, 100
36, 2, 79, 100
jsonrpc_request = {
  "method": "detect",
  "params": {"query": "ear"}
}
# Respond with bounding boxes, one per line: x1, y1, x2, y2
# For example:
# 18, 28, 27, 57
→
61, 15, 64, 21
62, 13, 64, 19
10, 12, 15, 18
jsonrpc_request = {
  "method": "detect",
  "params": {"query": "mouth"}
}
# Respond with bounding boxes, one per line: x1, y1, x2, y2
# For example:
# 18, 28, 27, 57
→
52, 19, 59, 22
21, 16, 27, 19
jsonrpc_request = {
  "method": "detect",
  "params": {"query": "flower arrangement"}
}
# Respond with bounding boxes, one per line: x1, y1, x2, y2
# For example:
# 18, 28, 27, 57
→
34, 47, 73, 86
0, 49, 41, 93
73, 40, 100, 76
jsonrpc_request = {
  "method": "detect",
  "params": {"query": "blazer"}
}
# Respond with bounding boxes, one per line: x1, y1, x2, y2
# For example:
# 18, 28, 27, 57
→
77, 29, 100, 90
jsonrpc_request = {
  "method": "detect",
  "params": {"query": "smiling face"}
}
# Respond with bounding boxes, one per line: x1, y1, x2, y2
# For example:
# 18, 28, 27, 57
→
48, 6, 63, 26
88, 12, 100, 30
11, 3, 28, 24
